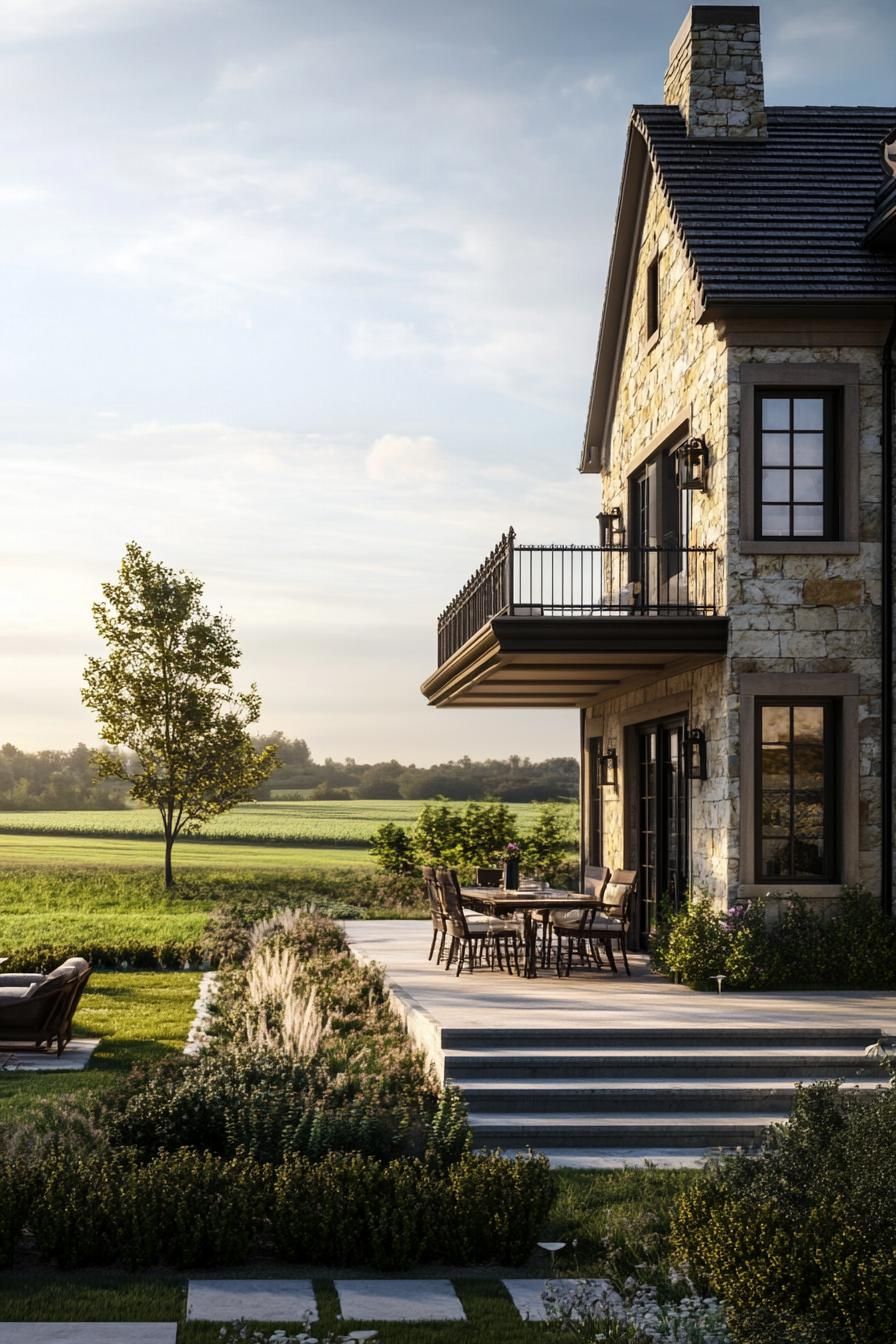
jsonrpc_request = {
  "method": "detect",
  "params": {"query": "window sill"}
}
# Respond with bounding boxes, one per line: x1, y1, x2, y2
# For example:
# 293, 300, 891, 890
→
740, 540, 860, 556
738, 883, 843, 903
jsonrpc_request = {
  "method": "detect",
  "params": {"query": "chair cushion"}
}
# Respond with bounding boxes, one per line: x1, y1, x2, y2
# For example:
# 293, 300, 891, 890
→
0, 985, 38, 1003
551, 909, 587, 928
601, 883, 629, 914
592, 914, 623, 932
0, 974, 46, 987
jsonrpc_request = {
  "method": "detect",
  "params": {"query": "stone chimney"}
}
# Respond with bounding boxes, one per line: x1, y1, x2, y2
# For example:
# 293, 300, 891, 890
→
664, 5, 767, 139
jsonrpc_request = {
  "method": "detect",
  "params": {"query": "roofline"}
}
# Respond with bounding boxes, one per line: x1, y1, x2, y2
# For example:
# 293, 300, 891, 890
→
579, 120, 650, 474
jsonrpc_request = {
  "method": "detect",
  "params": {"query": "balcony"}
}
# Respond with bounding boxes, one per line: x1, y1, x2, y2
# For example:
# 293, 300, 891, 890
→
421, 529, 728, 708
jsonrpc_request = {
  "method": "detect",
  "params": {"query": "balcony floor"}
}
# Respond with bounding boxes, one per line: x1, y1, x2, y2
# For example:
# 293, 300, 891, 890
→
421, 614, 729, 708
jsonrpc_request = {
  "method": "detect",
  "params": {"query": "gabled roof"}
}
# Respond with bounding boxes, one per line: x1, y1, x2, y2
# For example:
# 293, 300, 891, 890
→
581, 105, 896, 472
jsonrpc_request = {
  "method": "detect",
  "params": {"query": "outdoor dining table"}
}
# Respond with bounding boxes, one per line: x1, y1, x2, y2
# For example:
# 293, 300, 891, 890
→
460, 886, 603, 978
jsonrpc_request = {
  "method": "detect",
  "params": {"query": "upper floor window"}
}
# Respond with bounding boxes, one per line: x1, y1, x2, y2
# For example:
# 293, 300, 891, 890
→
756, 390, 838, 540
646, 255, 660, 341
739, 364, 858, 556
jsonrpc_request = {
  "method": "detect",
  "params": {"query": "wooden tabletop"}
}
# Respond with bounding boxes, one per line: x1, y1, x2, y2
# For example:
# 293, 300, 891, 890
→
460, 887, 598, 912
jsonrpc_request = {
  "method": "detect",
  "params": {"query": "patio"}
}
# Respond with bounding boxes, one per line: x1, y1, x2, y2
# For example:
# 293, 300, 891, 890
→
346, 920, 896, 1166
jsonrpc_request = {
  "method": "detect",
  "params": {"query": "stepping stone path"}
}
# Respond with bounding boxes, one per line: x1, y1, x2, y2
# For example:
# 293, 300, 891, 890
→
334, 1280, 466, 1322
0, 1328, 176, 1343
503, 1278, 614, 1323
187, 1279, 318, 1322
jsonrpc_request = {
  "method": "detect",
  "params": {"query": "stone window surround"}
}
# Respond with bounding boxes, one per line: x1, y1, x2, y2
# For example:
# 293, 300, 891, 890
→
738, 672, 859, 902
739, 362, 860, 555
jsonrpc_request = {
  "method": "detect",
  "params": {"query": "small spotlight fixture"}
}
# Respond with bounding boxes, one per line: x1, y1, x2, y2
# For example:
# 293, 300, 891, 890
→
673, 436, 709, 492
597, 507, 624, 546
685, 727, 708, 780
598, 745, 618, 789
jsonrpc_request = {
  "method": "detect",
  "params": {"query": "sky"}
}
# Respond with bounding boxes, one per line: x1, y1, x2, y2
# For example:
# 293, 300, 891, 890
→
1, 0, 893, 765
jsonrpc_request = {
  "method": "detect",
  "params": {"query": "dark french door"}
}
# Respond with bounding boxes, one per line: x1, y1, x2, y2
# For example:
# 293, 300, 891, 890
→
637, 718, 688, 941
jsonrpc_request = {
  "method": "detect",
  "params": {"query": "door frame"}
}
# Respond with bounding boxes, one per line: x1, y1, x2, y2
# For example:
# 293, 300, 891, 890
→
624, 709, 690, 947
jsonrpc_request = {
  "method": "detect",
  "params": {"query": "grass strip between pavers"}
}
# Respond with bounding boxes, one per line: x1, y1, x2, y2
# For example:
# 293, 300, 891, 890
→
0, 1276, 568, 1340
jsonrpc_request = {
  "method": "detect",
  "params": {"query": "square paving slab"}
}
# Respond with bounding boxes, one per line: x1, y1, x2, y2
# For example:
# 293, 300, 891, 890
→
0, 1038, 99, 1071
0, 1328, 176, 1343
187, 1279, 317, 1322
334, 1280, 465, 1322
503, 1278, 614, 1323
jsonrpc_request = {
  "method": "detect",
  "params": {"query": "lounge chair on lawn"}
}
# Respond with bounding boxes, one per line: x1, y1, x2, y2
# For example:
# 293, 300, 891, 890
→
0, 957, 92, 1056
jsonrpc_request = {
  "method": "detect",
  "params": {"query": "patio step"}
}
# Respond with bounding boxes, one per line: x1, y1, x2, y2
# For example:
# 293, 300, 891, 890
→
468, 1111, 788, 1149
441, 1025, 881, 1049
460, 1076, 886, 1114
444, 1043, 880, 1080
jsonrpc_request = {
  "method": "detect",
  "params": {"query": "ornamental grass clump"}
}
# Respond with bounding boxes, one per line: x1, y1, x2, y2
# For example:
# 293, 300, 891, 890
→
542, 1278, 731, 1343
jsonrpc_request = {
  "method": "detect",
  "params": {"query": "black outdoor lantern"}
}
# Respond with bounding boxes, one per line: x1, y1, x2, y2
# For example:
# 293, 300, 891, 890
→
673, 436, 709, 492
685, 728, 708, 780
596, 507, 624, 546
598, 745, 618, 789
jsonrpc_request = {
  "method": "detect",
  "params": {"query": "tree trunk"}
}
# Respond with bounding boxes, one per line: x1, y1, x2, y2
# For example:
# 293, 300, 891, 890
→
164, 832, 175, 888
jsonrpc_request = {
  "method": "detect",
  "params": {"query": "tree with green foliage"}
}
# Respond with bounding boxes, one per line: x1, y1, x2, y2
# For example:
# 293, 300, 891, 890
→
460, 801, 518, 866
523, 803, 574, 884
82, 543, 277, 887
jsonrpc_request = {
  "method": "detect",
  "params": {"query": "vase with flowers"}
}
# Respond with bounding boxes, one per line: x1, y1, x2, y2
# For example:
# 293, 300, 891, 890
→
502, 842, 522, 891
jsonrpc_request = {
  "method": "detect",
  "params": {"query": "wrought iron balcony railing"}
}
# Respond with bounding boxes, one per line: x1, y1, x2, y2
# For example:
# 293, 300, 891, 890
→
436, 529, 719, 666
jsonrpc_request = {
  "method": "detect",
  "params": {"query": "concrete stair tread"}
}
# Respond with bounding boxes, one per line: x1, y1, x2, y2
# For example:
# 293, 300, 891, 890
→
460, 1076, 883, 1092
497, 1147, 722, 1169
469, 1111, 782, 1128
445, 1044, 876, 1060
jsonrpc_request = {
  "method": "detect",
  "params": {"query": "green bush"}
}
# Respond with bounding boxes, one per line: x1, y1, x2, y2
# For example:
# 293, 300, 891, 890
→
29, 1147, 263, 1270
0, 1155, 33, 1267
652, 893, 729, 988
672, 1081, 896, 1343
653, 887, 896, 991
369, 822, 416, 874
522, 803, 576, 885
271, 1150, 554, 1269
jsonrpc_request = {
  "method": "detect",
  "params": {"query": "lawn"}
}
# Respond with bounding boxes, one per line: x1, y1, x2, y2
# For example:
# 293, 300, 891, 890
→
0, 969, 200, 1120
0, 833, 372, 869
0, 799, 578, 849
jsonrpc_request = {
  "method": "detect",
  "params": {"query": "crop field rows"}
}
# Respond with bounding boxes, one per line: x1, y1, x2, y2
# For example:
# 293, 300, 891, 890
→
0, 800, 578, 848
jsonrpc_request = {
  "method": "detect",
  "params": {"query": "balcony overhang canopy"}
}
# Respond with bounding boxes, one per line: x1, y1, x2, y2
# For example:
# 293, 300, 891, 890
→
421, 615, 729, 709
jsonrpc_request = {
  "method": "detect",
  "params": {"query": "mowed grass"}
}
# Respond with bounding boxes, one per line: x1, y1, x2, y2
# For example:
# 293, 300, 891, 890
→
0, 969, 200, 1120
0, 799, 578, 849
0, 832, 372, 870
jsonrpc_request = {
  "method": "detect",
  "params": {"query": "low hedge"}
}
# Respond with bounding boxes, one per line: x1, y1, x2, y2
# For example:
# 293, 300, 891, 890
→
3, 1148, 554, 1271
0, 937, 205, 973
671, 1080, 896, 1343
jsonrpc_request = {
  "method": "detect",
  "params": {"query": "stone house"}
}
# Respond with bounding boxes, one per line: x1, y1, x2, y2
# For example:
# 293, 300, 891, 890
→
421, 5, 896, 943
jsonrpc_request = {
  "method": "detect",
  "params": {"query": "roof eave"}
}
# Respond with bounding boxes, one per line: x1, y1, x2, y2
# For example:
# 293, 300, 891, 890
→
579, 119, 651, 474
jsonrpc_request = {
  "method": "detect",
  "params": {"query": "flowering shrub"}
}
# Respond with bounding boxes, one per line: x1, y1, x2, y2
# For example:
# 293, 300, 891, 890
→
542, 1278, 730, 1343
217, 1325, 377, 1344
652, 887, 896, 990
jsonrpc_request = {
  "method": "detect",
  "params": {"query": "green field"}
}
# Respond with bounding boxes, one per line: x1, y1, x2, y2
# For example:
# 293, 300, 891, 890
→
0, 833, 372, 870
0, 799, 577, 849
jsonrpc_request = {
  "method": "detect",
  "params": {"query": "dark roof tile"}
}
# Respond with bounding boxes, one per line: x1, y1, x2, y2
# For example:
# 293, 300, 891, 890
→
634, 105, 896, 306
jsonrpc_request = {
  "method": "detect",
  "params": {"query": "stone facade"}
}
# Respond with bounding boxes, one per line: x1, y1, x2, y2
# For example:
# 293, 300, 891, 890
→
663, 6, 767, 140
583, 120, 884, 911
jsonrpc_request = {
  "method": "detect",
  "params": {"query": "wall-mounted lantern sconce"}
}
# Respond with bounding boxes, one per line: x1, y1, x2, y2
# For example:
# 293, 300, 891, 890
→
685, 728, 708, 780
597, 507, 625, 547
673, 436, 709, 492
598, 745, 618, 789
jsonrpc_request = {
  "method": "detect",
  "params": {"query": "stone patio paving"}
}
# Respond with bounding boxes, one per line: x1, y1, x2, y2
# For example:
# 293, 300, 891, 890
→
0, 1038, 99, 1071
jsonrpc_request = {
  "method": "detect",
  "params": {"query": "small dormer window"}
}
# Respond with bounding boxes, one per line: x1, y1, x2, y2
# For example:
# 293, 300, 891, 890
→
646, 254, 660, 341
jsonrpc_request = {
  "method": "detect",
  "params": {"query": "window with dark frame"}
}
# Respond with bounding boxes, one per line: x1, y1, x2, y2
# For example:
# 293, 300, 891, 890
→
646, 254, 660, 340
587, 736, 603, 867
756, 699, 839, 883
756, 389, 839, 540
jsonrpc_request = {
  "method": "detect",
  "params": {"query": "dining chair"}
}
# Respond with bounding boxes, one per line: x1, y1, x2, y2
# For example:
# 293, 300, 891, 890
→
436, 868, 521, 975
550, 905, 602, 977
592, 869, 637, 976
475, 866, 503, 888
422, 864, 448, 964
544, 866, 609, 969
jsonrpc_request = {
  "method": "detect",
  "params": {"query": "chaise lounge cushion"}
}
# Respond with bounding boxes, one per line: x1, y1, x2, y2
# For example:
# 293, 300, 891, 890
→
0, 985, 39, 1002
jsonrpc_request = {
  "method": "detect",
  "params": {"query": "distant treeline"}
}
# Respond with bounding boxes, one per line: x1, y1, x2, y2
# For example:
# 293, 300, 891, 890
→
0, 733, 578, 809
251, 732, 577, 802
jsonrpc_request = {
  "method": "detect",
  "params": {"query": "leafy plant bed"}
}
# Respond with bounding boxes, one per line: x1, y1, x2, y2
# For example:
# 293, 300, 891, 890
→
652, 886, 896, 990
